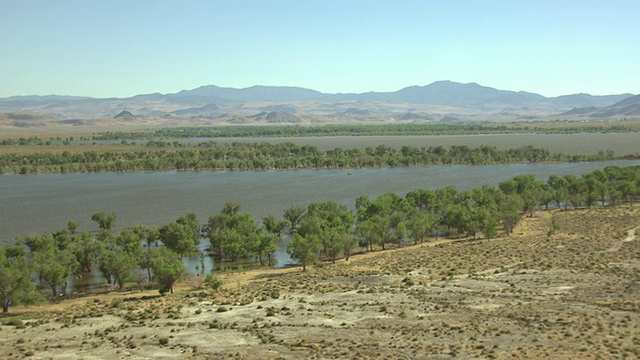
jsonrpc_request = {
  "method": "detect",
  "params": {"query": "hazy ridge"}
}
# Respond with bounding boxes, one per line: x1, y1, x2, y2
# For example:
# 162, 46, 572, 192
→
0, 81, 637, 127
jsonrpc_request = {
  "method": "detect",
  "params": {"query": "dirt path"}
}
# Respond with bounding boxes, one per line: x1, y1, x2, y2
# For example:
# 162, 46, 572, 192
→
601, 225, 639, 252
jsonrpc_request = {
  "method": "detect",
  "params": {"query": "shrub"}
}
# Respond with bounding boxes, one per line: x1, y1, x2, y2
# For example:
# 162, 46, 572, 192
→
402, 277, 415, 286
270, 289, 280, 299
110, 298, 124, 308
205, 274, 223, 291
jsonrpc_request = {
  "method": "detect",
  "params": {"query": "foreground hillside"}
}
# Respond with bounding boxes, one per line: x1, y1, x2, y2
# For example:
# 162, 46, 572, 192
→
1, 206, 639, 359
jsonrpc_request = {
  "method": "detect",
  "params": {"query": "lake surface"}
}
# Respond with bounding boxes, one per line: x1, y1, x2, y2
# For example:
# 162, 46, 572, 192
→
2, 160, 639, 243
4, 160, 640, 291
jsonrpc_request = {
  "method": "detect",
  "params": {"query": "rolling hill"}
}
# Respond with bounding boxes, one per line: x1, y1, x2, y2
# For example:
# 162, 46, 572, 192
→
560, 94, 640, 118
0, 82, 635, 124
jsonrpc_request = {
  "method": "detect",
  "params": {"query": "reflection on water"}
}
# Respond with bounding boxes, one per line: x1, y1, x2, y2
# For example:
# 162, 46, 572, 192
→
66, 234, 297, 292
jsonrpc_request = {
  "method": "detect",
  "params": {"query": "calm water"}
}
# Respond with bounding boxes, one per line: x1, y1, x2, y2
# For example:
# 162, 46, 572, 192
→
4, 160, 640, 291
2, 160, 639, 243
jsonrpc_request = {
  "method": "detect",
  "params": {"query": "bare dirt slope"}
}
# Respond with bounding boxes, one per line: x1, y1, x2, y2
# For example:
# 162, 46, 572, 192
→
1, 206, 639, 359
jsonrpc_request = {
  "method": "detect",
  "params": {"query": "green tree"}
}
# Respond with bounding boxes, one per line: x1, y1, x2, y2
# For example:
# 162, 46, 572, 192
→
564, 175, 585, 208
283, 205, 306, 233
0, 246, 42, 313
499, 194, 524, 236
287, 233, 320, 271
356, 193, 410, 249
67, 220, 79, 234
218, 229, 245, 262
301, 201, 354, 263
582, 173, 605, 208
98, 247, 138, 290
204, 273, 223, 291
356, 216, 384, 251
94, 225, 147, 287
176, 212, 200, 238
547, 175, 569, 208
255, 231, 278, 266
208, 205, 260, 261
159, 222, 200, 259
499, 174, 544, 215
406, 210, 437, 245
477, 207, 499, 239
91, 211, 117, 230
406, 189, 436, 212
115, 226, 145, 254
617, 180, 637, 205
206, 213, 229, 256
141, 226, 160, 281
221, 202, 241, 217
33, 240, 78, 296
339, 233, 359, 261
262, 215, 290, 237
150, 247, 185, 294
444, 202, 473, 237
69, 231, 100, 273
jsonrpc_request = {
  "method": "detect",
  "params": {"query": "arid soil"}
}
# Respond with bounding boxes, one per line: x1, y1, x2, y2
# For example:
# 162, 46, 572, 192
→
1, 206, 639, 359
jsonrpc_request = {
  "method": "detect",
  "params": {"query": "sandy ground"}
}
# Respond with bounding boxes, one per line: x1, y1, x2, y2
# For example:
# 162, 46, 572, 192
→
1, 206, 639, 359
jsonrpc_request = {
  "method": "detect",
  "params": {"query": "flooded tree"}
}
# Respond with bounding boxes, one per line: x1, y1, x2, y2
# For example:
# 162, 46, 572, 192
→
0, 245, 42, 312
150, 247, 185, 294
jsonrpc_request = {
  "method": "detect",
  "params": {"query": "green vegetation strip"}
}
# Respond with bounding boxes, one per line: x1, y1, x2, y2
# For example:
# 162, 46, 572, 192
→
99, 123, 640, 140
1, 142, 635, 174
2, 123, 640, 146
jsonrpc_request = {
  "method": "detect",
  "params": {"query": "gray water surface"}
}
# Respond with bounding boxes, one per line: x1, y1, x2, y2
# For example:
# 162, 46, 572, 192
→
2, 160, 639, 243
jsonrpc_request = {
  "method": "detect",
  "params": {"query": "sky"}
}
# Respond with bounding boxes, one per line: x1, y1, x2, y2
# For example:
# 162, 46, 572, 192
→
1, 0, 639, 98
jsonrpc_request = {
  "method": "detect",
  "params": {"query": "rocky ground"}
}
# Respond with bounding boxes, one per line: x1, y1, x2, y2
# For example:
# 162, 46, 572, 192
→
1, 206, 639, 359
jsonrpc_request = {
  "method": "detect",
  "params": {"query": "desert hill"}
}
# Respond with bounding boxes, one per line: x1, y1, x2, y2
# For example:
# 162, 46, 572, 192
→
561, 94, 640, 118
113, 110, 136, 120
0, 112, 58, 128
593, 94, 640, 117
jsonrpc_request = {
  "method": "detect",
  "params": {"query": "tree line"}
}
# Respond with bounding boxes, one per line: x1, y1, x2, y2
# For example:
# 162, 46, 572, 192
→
1, 141, 630, 174
1, 165, 639, 312
4, 123, 635, 146
88, 123, 638, 141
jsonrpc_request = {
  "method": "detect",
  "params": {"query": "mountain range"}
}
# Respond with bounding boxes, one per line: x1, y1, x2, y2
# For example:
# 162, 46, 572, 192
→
0, 81, 637, 127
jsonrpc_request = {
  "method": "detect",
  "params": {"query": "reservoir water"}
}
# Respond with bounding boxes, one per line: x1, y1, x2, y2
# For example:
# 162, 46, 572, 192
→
3, 160, 639, 291
2, 160, 639, 243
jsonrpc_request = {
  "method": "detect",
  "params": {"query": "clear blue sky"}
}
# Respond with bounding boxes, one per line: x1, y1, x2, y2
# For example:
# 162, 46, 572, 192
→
1, 0, 638, 98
